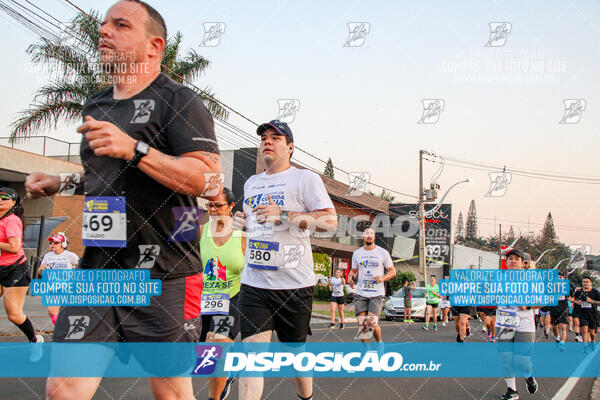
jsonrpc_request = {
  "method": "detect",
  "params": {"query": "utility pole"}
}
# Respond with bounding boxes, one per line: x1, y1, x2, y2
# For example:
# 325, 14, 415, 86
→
418, 150, 426, 286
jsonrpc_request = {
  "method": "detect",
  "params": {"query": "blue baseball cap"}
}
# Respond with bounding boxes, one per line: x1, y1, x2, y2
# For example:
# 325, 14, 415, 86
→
256, 120, 294, 142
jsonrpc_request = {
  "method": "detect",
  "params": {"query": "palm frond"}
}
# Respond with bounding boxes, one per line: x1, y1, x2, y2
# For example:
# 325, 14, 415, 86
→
66, 10, 101, 54
9, 101, 83, 143
192, 86, 230, 121
162, 31, 183, 71
27, 40, 97, 84
35, 81, 92, 105
169, 49, 211, 83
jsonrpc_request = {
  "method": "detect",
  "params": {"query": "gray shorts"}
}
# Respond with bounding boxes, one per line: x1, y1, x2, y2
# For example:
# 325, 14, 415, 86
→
354, 294, 384, 316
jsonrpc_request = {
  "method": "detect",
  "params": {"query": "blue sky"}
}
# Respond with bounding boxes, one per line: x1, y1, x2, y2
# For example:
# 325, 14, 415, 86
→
1, 0, 599, 252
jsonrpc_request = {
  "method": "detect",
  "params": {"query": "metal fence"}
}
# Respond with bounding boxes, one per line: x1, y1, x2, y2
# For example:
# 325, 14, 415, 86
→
0, 136, 80, 162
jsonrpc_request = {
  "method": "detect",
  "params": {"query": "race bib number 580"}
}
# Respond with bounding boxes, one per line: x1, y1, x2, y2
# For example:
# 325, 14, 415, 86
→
247, 240, 279, 271
82, 196, 127, 248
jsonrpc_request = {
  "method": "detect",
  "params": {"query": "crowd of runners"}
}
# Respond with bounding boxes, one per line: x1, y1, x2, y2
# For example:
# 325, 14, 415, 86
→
0, 1, 597, 400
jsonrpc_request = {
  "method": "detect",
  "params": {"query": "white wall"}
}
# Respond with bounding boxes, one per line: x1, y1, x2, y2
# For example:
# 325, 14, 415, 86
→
453, 244, 500, 270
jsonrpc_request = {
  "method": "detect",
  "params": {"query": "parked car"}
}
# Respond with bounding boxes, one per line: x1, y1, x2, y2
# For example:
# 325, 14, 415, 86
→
383, 287, 445, 321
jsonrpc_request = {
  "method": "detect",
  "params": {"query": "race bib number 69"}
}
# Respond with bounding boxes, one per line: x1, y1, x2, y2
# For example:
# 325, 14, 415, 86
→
82, 196, 127, 248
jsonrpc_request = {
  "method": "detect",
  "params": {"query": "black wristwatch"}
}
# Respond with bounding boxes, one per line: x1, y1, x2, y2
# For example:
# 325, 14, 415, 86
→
130, 141, 150, 167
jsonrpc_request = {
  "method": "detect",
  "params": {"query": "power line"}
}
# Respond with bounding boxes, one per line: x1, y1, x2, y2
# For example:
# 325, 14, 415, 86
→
425, 153, 600, 185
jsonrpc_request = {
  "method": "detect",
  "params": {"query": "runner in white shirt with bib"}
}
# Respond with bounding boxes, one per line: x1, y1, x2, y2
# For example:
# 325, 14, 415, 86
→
348, 227, 395, 344
328, 269, 346, 329
496, 248, 539, 400
232, 120, 337, 400
39, 233, 79, 326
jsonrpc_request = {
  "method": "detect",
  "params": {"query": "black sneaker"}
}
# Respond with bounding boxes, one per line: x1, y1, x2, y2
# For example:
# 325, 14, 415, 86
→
339, 323, 344, 330
500, 388, 519, 400
456, 334, 464, 343
220, 375, 236, 400
525, 377, 538, 394
544, 331, 549, 339
466, 327, 471, 337
328, 323, 335, 329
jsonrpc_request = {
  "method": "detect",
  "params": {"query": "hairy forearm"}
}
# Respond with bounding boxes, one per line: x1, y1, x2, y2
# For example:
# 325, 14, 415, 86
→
288, 209, 337, 232
137, 149, 221, 197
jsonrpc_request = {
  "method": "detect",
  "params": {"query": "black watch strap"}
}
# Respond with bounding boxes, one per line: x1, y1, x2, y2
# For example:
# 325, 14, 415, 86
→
131, 141, 149, 167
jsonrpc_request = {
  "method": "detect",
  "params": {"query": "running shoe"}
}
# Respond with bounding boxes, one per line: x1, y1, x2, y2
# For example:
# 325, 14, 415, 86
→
339, 323, 344, 330
500, 388, 519, 400
575, 335, 582, 342
466, 327, 471, 337
482, 324, 487, 332
490, 336, 496, 343
220, 374, 237, 400
30, 334, 44, 363
544, 331, 549, 339
525, 377, 538, 394
433, 325, 438, 332
408, 319, 415, 324
422, 325, 429, 331
442, 322, 446, 327
456, 334, 464, 343
403, 319, 409, 323
329, 323, 335, 329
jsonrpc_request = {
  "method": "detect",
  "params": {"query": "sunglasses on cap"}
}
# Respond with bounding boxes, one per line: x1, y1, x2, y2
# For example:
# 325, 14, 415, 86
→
0, 194, 14, 201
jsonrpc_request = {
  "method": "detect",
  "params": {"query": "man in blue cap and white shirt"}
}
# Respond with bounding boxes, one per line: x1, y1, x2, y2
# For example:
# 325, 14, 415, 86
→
232, 120, 338, 400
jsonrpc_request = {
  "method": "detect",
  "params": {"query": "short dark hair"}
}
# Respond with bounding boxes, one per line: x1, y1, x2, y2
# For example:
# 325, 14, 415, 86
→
125, 0, 167, 42
223, 187, 235, 205
583, 277, 592, 282
284, 134, 293, 160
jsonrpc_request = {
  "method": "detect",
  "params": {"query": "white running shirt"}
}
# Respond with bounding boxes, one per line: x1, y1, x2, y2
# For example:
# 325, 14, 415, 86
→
331, 277, 344, 297
240, 166, 334, 290
41, 250, 79, 269
352, 245, 393, 298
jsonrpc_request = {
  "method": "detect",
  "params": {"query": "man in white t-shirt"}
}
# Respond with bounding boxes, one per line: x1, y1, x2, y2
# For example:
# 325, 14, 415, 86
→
348, 227, 395, 343
496, 248, 539, 400
39, 233, 79, 325
232, 119, 337, 400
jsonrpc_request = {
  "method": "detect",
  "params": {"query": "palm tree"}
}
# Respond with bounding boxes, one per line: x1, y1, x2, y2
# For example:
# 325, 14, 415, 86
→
10, 10, 228, 143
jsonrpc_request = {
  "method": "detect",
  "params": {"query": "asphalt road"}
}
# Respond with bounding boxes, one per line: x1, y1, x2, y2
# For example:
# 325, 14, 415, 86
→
0, 319, 596, 400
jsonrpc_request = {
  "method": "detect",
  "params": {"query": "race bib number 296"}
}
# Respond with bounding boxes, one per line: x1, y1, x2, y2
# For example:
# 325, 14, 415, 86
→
82, 196, 127, 248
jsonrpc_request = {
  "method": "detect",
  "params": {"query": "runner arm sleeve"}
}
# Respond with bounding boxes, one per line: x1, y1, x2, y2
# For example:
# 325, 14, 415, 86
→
136, 87, 221, 198
0, 218, 22, 253
287, 171, 337, 232
381, 252, 396, 281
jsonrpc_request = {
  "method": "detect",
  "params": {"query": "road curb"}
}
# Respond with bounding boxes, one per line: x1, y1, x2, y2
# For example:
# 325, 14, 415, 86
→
590, 377, 600, 400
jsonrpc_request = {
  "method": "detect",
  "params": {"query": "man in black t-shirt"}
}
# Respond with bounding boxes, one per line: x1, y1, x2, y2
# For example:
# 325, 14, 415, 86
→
25, 1, 221, 398
572, 277, 600, 350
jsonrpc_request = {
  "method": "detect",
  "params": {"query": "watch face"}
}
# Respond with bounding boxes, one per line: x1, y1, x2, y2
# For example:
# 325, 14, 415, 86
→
136, 141, 150, 154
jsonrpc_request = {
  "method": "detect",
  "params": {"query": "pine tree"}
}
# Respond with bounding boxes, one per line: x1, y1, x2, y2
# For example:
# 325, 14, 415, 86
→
456, 212, 464, 242
507, 225, 515, 241
465, 200, 478, 241
324, 158, 335, 179
541, 212, 556, 243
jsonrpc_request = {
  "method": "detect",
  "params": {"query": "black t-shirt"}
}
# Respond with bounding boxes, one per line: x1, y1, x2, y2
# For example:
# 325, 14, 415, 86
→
80, 74, 219, 279
552, 285, 572, 312
574, 288, 600, 316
